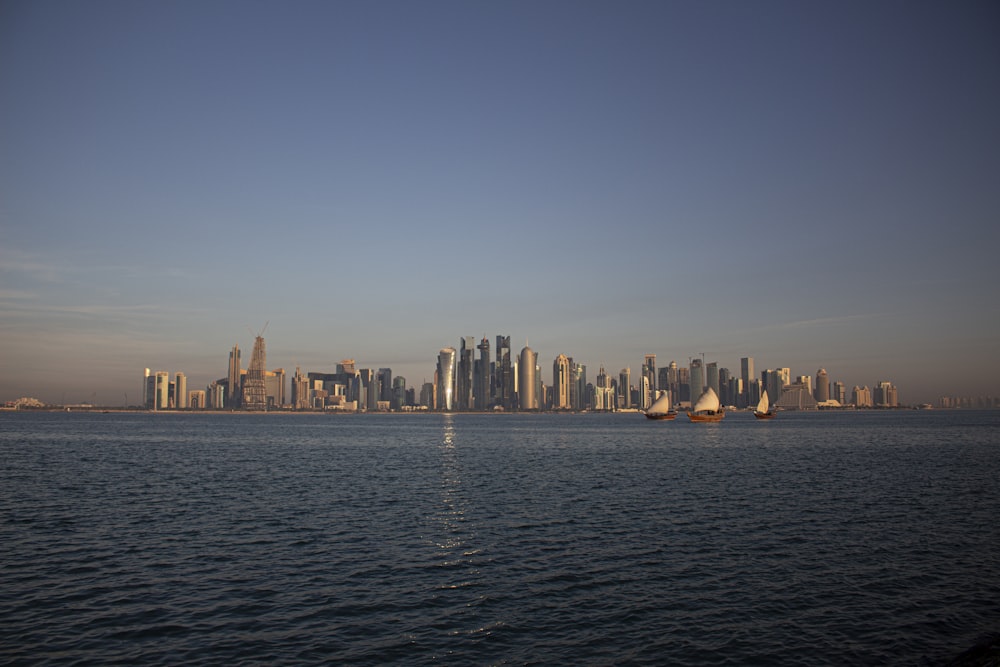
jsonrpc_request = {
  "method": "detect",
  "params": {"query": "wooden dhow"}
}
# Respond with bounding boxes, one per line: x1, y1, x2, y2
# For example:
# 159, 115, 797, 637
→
643, 391, 676, 420
687, 387, 725, 422
753, 389, 775, 419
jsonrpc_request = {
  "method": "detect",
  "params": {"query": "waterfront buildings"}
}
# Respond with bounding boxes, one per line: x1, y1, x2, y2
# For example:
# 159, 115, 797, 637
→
131, 332, 910, 412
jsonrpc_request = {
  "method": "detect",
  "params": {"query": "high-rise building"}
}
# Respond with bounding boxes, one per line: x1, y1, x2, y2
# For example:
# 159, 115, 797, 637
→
594, 365, 614, 411
378, 368, 393, 405
553, 354, 571, 410
740, 357, 754, 408
570, 361, 587, 410
292, 366, 310, 410
667, 361, 679, 407
242, 335, 267, 411
832, 381, 846, 404
475, 336, 491, 410
815, 369, 830, 402
718, 367, 731, 405
357, 369, 377, 411
852, 385, 873, 408
437, 348, 456, 411
392, 376, 407, 410
227, 344, 241, 408
457, 337, 475, 410
619, 367, 631, 409
762, 369, 780, 404
154, 371, 170, 410
706, 362, 719, 398
874, 381, 898, 407
677, 367, 691, 404
689, 358, 705, 400
142, 368, 150, 408
643, 354, 657, 394
174, 372, 187, 409
266, 368, 286, 408
495, 336, 512, 410
518, 346, 537, 410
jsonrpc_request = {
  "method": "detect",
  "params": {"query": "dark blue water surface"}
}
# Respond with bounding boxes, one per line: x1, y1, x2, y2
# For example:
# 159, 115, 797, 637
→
1, 410, 998, 665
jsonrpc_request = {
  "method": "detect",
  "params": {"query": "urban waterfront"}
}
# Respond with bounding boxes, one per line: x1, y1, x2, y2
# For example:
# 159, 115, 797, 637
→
1, 410, 998, 665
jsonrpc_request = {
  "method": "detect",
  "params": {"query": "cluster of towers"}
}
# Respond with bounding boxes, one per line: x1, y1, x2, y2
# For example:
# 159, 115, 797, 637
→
142, 333, 900, 411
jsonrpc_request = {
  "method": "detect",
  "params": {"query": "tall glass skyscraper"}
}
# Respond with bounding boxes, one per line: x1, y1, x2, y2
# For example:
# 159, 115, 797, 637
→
457, 336, 475, 410
741, 357, 754, 408
437, 348, 456, 411
689, 358, 705, 400
496, 336, 512, 410
475, 337, 491, 410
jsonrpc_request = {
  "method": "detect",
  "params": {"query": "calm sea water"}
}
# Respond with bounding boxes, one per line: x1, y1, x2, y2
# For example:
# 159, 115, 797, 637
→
1, 410, 998, 665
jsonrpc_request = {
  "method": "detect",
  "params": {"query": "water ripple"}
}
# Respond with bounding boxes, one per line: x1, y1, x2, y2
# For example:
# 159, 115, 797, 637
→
1, 410, 998, 665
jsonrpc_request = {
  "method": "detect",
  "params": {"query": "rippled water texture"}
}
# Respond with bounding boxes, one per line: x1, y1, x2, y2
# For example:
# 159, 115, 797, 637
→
2, 410, 998, 665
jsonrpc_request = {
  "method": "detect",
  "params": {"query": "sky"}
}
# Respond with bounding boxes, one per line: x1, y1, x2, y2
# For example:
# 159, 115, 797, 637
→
1, 0, 998, 406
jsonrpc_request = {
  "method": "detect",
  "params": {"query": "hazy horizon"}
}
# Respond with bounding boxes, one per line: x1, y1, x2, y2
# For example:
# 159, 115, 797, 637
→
2, 1, 998, 407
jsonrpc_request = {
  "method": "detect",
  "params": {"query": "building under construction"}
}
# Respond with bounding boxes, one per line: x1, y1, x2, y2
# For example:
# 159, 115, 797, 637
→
241, 334, 267, 411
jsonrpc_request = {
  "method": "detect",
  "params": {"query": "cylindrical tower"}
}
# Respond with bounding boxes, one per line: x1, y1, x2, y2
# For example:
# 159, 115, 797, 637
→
815, 368, 830, 402
519, 346, 537, 410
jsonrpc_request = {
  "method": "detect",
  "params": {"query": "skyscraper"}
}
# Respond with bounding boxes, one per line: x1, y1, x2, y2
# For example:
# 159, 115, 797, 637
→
643, 354, 657, 394
495, 335, 512, 410
378, 368, 393, 404
242, 335, 267, 411
740, 357, 754, 409
689, 358, 704, 401
227, 344, 241, 408
815, 368, 830, 402
619, 367, 631, 409
154, 371, 170, 410
457, 336, 475, 410
174, 372, 187, 409
475, 336, 491, 410
706, 362, 719, 398
518, 346, 537, 410
292, 366, 310, 410
437, 348, 456, 411
570, 361, 587, 411
553, 354, 571, 410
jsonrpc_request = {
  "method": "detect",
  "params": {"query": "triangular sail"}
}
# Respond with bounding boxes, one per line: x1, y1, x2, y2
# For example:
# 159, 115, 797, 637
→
756, 390, 769, 414
692, 387, 721, 413
648, 392, 671, 415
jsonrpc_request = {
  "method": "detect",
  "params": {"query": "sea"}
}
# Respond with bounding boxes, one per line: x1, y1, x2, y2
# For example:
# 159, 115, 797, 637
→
1, 409, 997, 666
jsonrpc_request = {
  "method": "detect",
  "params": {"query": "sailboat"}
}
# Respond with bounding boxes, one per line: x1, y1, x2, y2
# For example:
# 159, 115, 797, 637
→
687, 387, 725, 422
753, 389, 774, 419
644, 391, 676, 420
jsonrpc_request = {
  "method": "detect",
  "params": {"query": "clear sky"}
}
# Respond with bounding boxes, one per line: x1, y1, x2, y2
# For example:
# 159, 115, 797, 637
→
1, 0, 998, 406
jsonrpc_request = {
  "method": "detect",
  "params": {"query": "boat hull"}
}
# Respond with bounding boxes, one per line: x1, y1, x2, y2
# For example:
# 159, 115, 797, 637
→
687, 411, 725, 422
645, 412, 677, 421
753, 411, 775, 420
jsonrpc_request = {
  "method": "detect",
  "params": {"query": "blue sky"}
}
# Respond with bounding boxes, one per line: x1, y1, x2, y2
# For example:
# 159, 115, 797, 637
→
1, 0, 998, 405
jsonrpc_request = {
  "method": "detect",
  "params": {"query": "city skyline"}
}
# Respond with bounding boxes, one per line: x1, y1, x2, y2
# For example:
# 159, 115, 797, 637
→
2, 2, 998, 407
7, 328, 935, 408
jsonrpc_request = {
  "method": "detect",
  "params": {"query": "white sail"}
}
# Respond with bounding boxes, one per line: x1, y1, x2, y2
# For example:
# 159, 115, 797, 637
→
755, 390, 770, 414
648, 391, 672, 415
691, 387, 721, 413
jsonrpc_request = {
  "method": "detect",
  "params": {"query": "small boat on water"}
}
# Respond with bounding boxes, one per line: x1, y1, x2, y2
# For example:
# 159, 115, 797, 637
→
753, 389, 774, 419
644, 391, 676, 420
687, 387, 725, 422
